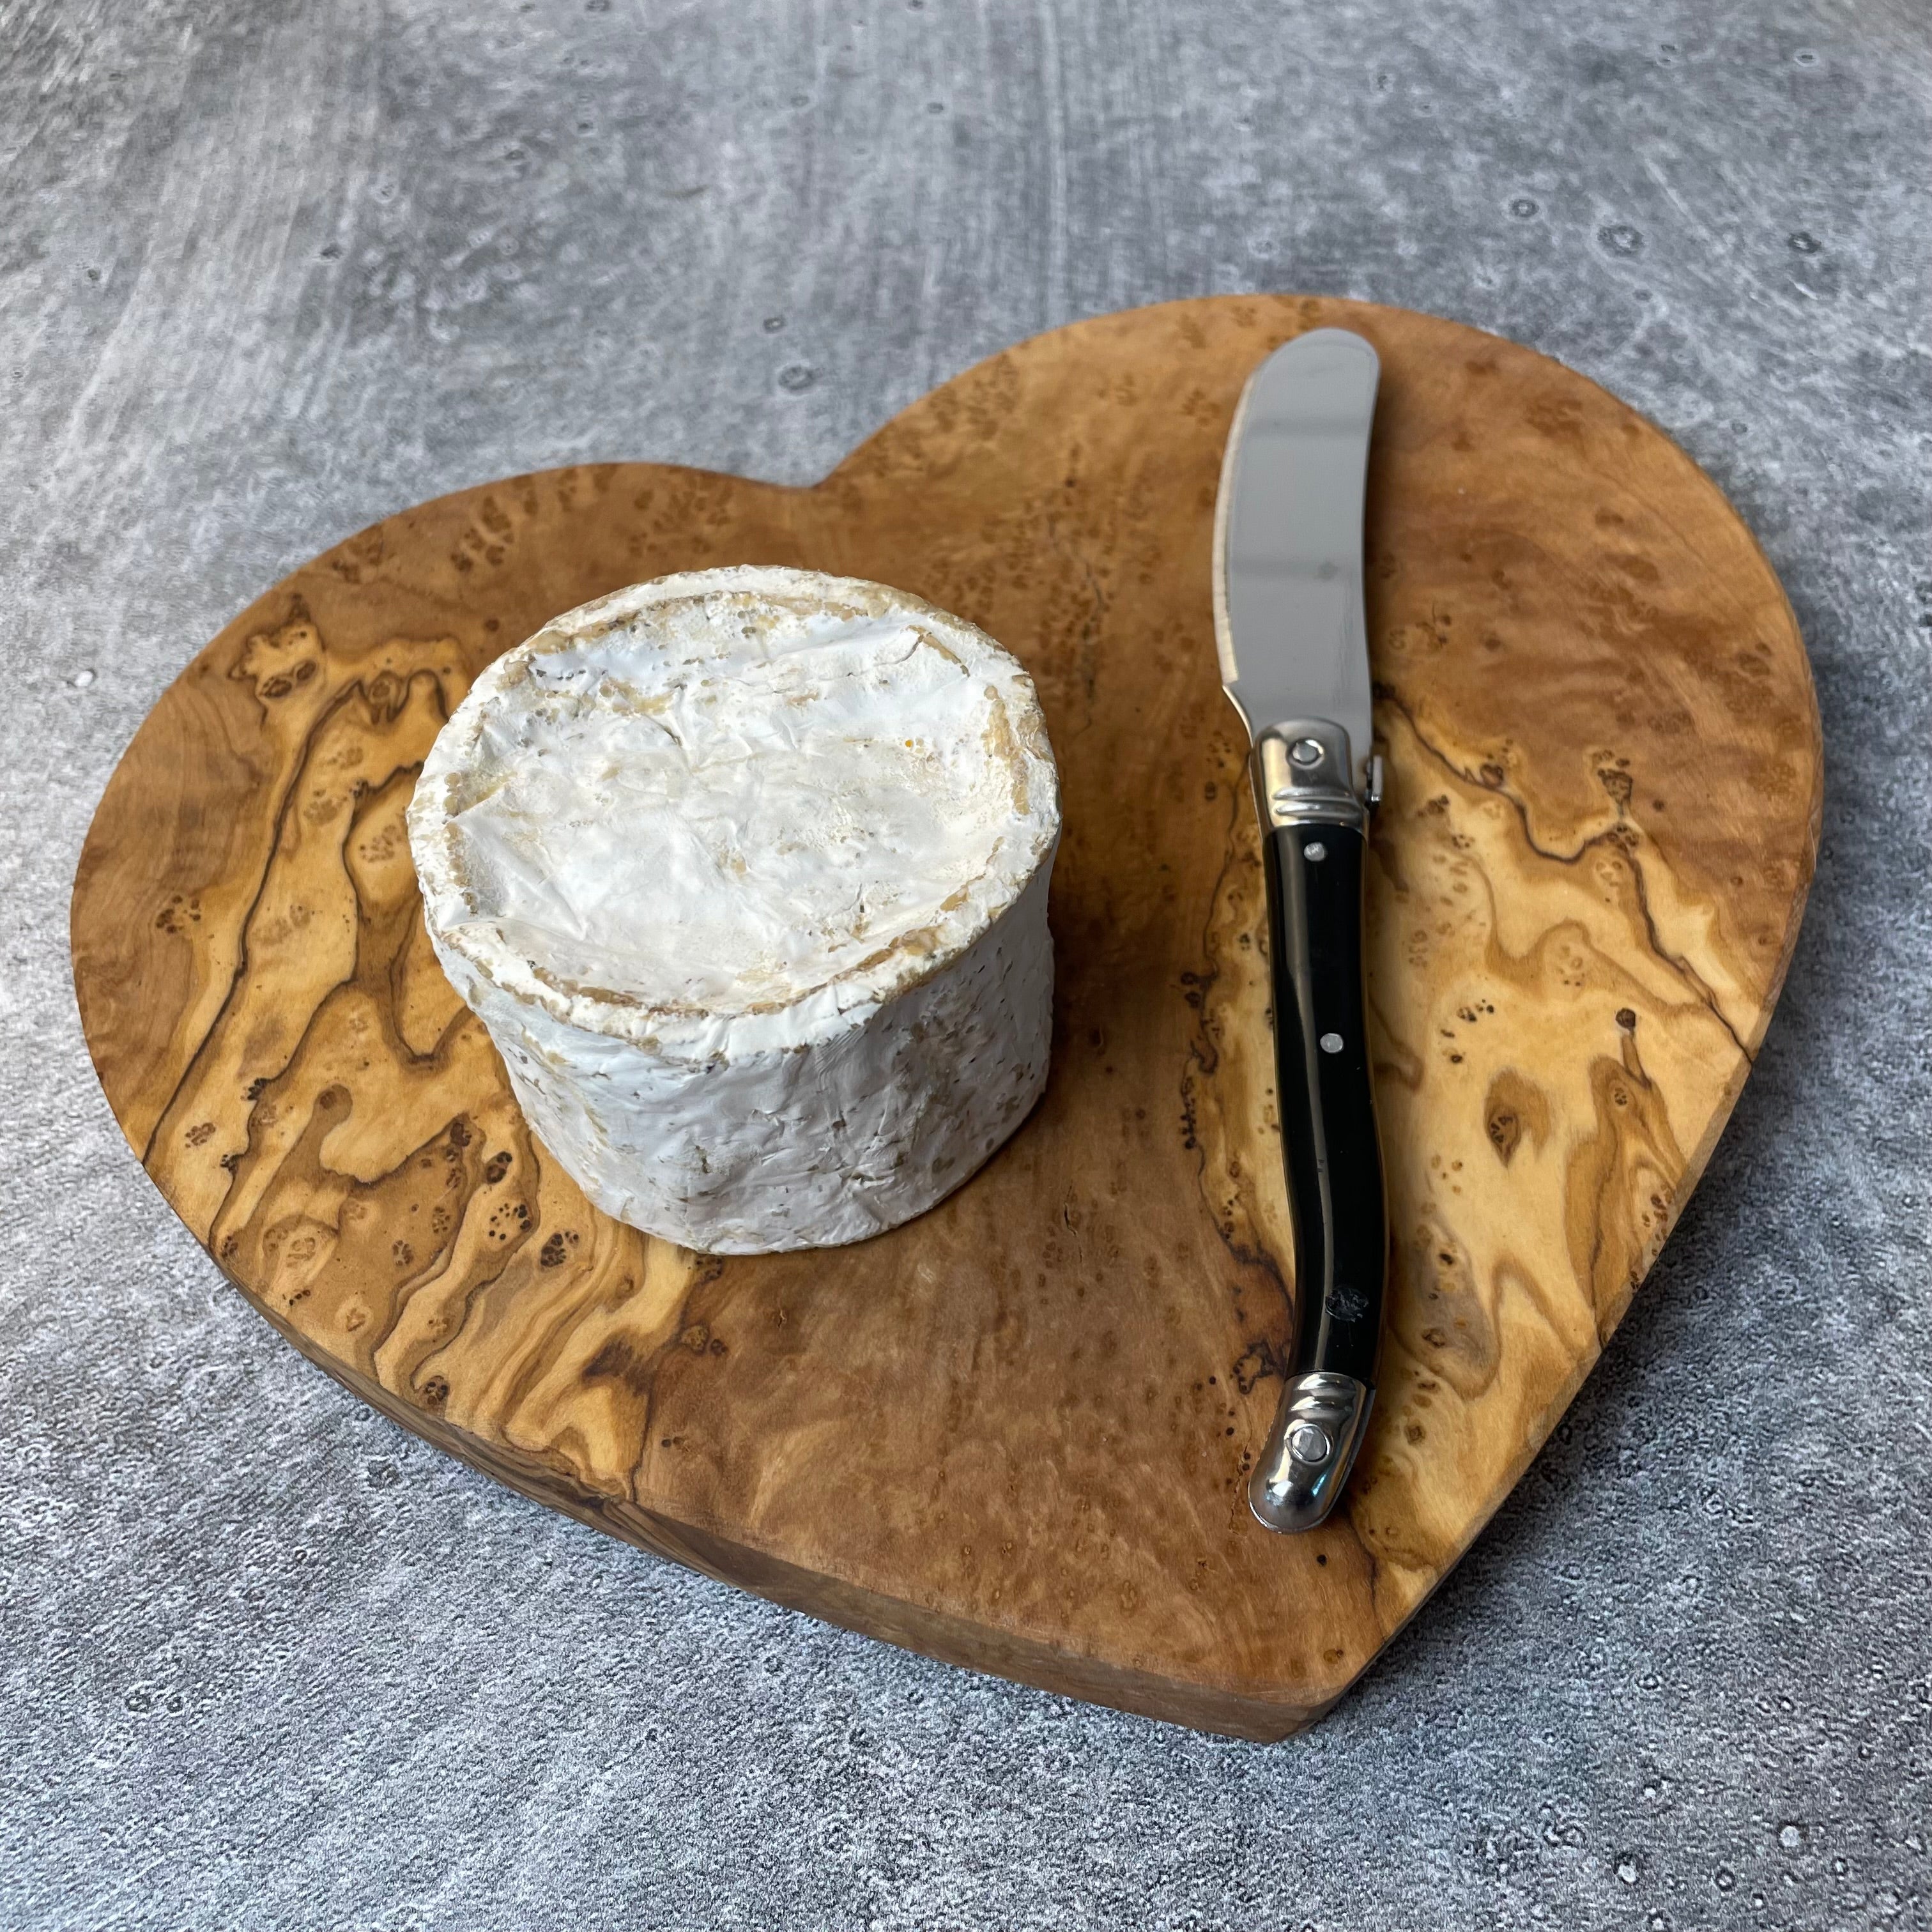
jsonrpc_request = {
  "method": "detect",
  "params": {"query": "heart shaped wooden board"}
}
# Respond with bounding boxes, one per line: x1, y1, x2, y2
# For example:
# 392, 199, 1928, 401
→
72, 296, 1818, 1738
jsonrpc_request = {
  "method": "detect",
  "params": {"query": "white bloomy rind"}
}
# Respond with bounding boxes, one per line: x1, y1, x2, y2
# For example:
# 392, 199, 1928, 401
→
407, 567, 1060, 1254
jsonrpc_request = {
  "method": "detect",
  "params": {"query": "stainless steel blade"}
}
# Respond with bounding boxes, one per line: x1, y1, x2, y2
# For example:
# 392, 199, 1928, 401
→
1212, 328, 1380, 795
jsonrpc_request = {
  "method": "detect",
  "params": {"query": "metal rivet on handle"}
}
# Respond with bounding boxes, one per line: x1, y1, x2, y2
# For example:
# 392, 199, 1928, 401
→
1290, 737, 1324, 767
1288, 1423, 1332, 1464
1319, 1032, 1344, 1054
1303, 841, 1327, 862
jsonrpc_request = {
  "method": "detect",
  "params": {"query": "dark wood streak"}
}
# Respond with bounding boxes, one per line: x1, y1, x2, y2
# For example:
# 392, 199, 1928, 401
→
70, 296, 1820, 1738
139, 662, 374, 1166
1380, 689, 1755, 1059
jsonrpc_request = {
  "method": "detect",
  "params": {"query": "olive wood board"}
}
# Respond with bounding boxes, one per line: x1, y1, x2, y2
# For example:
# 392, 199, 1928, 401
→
71, 296, 1820, 1740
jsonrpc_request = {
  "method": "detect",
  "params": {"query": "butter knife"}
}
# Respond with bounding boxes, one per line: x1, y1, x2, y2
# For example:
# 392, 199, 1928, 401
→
1211, 328, 1388, 1534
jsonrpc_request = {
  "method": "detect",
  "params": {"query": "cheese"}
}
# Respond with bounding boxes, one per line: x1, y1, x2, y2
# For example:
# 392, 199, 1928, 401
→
407, 566, 1060, 1253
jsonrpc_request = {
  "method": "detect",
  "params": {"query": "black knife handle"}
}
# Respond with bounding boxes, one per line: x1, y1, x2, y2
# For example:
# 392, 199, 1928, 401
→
1246, 722, 1388, 1533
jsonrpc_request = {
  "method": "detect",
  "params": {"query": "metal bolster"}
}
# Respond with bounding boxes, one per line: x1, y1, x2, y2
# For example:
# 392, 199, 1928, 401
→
1251, 721, 1380, 832
1248, 1372, 1375, 1533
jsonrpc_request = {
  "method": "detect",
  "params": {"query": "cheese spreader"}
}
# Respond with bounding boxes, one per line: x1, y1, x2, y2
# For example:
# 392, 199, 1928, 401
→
1211, 328, 1389, 1533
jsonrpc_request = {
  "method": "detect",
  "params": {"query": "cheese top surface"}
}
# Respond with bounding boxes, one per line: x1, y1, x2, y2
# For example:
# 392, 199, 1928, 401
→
409, 568, 1059, 1055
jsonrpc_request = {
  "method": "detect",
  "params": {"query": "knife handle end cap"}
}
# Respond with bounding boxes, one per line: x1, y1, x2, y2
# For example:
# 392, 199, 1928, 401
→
1249, 1372, 1374, 1535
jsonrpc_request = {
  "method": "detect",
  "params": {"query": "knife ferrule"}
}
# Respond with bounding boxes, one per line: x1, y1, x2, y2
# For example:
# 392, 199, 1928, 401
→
1253, 720, 1368, 832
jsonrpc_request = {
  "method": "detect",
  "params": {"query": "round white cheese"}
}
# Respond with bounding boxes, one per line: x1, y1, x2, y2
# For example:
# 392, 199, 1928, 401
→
407, 566, 1060, 1253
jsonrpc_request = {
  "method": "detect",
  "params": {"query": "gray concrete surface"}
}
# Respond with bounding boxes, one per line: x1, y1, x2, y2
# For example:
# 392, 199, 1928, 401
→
4, 0, 1928, 1925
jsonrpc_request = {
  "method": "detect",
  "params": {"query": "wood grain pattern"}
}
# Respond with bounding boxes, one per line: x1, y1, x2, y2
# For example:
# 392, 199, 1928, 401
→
70, 296, 1819, 1738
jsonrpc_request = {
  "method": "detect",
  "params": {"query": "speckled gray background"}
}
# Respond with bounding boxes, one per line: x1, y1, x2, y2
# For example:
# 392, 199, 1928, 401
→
4, 0, 1928, 1926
